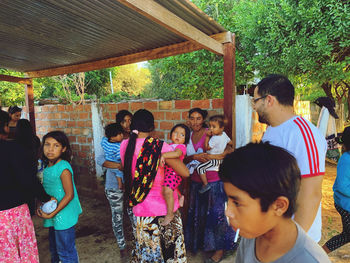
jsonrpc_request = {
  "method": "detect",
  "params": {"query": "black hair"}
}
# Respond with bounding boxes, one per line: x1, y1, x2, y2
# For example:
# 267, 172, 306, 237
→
188, 107, 208, 119
0, 109, 10, 135
123, 109, 155, 201
115, 110, 132, 126
337, 126, 350, 151
257, 74, 295, 106
209, 115, 227, 128
8, 106, 22, 115
219, 142, 300, 218
105, 123, 124, 139
15, 119, 41, 161
170, 123, 191, 144
41, 131, 72, 164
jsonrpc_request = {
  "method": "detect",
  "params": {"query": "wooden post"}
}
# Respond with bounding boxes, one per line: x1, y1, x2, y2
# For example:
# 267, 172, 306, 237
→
223, 33, 236, 149
25, 79, 36, 134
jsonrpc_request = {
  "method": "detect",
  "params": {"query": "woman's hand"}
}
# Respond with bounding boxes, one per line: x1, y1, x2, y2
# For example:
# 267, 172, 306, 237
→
160, 154, 166, 167
193, 153, 210, 163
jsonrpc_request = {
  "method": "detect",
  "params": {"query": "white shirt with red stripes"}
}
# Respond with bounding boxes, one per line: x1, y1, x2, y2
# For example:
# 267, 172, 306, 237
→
262, 116, 327, 242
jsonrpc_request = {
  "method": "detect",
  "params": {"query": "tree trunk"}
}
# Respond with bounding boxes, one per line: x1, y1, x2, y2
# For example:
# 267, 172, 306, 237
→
321, 82, 333, 100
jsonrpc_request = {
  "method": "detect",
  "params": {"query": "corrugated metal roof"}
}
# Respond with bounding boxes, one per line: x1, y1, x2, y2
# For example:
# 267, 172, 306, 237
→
0, 0, 227, 74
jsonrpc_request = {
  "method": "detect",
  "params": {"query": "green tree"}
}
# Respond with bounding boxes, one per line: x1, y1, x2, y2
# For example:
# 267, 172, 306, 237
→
113, 64, 150, 96
0, 69, 43, 106
232, 0, 349, 101
85, 68, 116, 96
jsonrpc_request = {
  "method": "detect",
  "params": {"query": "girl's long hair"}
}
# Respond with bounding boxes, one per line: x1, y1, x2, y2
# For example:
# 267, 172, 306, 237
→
41, 131, 72, 164
123, 109, 155, 200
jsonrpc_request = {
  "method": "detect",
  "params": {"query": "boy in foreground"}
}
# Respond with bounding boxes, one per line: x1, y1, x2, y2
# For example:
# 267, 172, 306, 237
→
219, 142, 330, 263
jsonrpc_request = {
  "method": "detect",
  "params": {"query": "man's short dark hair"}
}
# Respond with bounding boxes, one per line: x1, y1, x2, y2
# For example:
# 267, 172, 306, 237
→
257, 74, 295, 106
105, 123, 123, 139
219, 142, 300, 218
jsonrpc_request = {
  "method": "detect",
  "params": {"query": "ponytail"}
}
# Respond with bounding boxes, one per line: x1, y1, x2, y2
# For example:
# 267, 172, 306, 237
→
123, 132, 138, 202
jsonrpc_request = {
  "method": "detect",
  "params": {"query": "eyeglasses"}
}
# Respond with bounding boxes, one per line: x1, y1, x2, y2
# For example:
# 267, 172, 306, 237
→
252, 95, 267, 104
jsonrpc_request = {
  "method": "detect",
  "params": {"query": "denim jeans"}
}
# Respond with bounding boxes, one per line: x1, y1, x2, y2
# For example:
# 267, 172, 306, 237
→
49, 226, 79, 263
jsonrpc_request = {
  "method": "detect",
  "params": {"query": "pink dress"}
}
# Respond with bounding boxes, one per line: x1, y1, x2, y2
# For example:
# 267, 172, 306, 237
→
163, 144, 187, 191
120, 138, 180, 217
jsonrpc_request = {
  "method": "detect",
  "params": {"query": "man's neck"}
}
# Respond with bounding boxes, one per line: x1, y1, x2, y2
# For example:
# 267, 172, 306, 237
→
269, 106, 295, 127
255, 219, 297, 262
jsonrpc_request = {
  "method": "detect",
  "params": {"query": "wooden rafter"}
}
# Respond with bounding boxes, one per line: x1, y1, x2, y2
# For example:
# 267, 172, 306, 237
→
26, 32, 232, 78
117, 0, 223, 55
0, 74, 32, 85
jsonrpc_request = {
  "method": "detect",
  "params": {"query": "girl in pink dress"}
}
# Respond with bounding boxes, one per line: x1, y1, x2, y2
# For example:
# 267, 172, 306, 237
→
160, 123, 191, 226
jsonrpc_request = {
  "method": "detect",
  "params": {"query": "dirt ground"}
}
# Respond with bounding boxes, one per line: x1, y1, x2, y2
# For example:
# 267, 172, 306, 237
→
33, 164, 350, 262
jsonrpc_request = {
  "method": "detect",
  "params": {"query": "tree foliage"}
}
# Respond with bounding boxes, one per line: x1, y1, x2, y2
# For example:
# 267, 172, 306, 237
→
146, 0, 349, 102
232, 0, 349, 101
113, 64, 150, 96
0, 69, 43, 106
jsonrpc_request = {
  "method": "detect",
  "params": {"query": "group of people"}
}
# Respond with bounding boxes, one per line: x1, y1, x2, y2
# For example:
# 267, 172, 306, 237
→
1, 74, 349, 263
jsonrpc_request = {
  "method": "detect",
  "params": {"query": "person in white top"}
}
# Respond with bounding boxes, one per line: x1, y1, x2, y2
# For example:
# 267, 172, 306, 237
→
196, 115, 233, 194
252, 74, 327, 242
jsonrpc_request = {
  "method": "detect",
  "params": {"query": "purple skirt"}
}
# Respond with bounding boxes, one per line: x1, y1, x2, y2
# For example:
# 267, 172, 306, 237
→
185, 180, 237, 252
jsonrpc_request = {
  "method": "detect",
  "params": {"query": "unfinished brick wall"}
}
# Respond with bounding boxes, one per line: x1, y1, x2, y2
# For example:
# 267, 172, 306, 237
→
19, 98, 310, 194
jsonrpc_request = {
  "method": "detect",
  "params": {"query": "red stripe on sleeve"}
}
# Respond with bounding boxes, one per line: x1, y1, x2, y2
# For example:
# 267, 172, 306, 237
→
296, 117, 318, 174
294, 118, 314, 175
299, 117, 320, 174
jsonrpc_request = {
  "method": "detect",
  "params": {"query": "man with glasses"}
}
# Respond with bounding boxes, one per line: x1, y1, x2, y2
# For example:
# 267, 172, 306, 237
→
252, 74, 327, 243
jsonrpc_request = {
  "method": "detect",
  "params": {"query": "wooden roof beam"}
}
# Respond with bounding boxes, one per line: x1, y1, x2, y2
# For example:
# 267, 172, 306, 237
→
0, 74, 32, 85
118, 0, 224, 55
26, 32, 232, 78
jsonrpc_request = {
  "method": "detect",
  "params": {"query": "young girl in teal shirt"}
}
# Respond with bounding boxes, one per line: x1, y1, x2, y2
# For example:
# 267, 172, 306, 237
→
37, 131, 82, 263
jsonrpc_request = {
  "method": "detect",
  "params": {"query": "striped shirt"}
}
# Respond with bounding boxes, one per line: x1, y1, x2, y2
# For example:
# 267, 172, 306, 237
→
101, 137, 121, 162
262, 115, 327, 242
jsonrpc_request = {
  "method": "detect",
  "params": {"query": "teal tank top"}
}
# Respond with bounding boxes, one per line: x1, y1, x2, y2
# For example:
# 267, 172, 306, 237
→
43, 160, 82, 230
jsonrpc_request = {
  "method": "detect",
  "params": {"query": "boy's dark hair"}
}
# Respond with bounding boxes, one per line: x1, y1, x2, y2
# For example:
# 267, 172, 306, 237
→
41, 131, 72, 163
209, 115, 227, 128
219, 142, 300, 218
170, 123, 191, 144
105, 123, 124, 139
0, 109, 10, 134
257, 74, 295, 106
115, 110, 132, 126
8, 105, 22, 114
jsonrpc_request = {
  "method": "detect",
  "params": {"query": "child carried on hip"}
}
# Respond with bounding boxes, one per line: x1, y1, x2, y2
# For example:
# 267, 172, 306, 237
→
197, 115, 233, 193
160, 123, 190, 226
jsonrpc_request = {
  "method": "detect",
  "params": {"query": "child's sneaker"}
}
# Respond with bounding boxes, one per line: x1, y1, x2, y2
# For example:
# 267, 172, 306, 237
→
199, 184, 211, 194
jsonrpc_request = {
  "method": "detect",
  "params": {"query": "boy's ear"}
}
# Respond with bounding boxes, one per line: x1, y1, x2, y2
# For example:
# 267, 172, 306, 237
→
272, 196, 289, 216
62, 146, 67, 153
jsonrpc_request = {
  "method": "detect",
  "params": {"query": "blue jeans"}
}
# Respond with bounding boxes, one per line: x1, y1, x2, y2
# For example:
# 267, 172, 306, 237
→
49, 226, 79, 263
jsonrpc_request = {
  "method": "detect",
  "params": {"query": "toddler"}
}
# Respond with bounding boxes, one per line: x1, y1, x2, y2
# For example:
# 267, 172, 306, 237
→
161, 123, 190, 226
197, 115, 232, 193
101, 123, 124, 189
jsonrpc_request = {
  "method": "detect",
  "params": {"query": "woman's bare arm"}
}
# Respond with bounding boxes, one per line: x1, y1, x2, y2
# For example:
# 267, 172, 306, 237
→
207, 143, 234, 160
165, 158, 189, 177
103, 161, 122, 170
